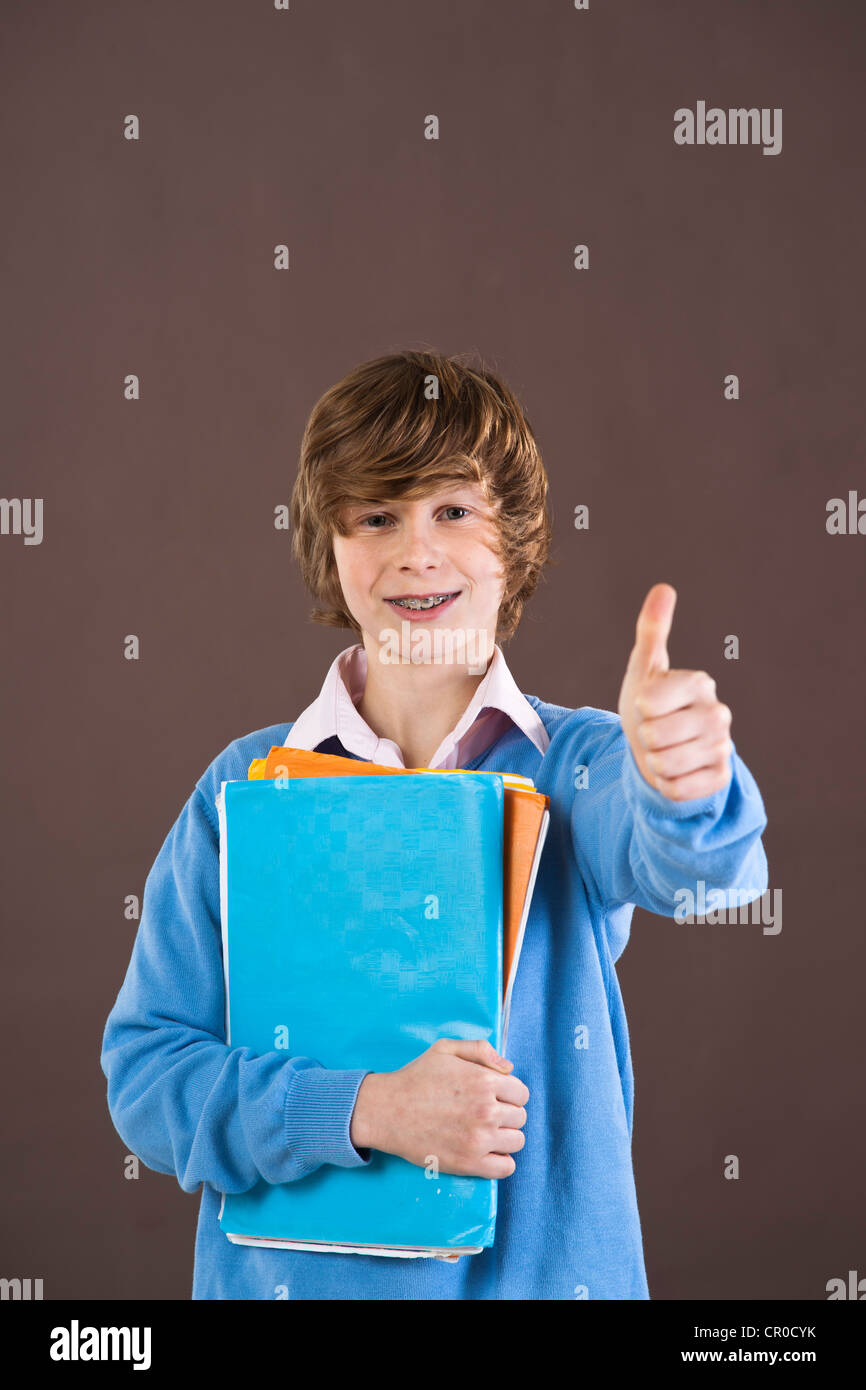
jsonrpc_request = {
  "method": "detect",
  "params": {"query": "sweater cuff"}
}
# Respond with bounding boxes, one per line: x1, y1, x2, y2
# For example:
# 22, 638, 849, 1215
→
622, 738, 732, 820
283, 1066, 374, 1168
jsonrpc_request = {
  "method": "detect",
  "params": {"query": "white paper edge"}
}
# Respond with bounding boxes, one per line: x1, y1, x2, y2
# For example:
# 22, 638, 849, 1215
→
223, 1233, 483, 1257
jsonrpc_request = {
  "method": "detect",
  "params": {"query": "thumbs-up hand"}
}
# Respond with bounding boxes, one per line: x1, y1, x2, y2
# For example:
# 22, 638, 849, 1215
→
617, 584, 733, 802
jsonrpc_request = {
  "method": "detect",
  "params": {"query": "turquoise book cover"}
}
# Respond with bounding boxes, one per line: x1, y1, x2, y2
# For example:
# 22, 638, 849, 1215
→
216, 772, 505, 1255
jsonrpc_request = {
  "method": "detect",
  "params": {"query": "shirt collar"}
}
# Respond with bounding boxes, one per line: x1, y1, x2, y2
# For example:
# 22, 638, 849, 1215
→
285, 642, 549, 768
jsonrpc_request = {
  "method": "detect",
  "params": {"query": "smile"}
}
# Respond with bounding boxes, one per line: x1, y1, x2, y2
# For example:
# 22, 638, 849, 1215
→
386, 592, 457, 610
383, 591, 461, 616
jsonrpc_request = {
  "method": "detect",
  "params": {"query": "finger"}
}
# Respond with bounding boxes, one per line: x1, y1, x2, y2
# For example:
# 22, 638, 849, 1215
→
474, 1154, 517, 1180
495, 1101, 528, 1129
636, 701, 732, 751
634, 669, 717, 720
653, 758, 733, 802
627, 583, 677, 679
495, 1074, 531, 1106
489, 1128, 527, 1155
439, 1038, 513, 1070
645, 735, 733, 781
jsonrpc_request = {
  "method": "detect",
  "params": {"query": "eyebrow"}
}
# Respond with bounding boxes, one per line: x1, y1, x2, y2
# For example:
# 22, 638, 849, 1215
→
347, 489, 483, 512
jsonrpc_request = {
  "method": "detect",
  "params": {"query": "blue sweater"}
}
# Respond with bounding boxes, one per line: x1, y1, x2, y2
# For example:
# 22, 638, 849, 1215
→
100, 696, 768, 1299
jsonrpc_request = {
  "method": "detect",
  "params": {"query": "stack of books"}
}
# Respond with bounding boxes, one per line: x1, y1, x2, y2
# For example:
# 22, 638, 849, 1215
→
215, 746, 549, 1258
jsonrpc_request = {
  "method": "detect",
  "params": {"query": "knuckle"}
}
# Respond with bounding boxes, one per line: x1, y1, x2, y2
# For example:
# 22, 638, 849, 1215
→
473, 1073, 494, 1099
711, 704, 729, 732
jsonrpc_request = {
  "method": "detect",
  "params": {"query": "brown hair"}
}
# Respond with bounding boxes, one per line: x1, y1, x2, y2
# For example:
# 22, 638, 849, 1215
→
290, 349, 553, 643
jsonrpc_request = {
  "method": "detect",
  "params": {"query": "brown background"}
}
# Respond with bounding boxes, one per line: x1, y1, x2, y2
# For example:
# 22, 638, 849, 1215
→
2, 0, 864, 1300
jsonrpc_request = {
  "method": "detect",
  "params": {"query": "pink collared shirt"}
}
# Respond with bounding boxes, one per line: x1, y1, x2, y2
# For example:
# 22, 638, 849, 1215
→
284, 643, 550, 769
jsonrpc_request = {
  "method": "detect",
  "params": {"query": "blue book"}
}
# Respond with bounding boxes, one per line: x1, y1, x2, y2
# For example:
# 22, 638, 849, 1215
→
215, 772, 505, 1257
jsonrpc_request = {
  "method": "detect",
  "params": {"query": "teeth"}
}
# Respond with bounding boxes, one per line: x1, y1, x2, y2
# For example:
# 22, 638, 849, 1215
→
390, 594, 452, 609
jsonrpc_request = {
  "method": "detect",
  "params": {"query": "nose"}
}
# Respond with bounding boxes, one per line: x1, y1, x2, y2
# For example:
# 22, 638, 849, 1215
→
395, 514, 443, 571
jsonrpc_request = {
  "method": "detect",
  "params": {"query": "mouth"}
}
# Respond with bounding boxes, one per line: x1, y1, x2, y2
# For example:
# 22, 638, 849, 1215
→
383, 590, 461, 617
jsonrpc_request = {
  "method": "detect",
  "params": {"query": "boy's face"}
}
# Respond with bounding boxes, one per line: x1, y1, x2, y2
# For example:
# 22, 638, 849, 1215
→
331, 481, 506, 652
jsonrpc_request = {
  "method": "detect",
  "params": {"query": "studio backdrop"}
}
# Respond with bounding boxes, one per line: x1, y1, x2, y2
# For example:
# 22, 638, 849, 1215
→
2, 0, 864, 1301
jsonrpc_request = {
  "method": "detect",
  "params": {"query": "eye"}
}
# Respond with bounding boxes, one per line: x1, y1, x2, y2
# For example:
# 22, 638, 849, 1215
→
358, 513, 392, 528
441, 506, 470, 520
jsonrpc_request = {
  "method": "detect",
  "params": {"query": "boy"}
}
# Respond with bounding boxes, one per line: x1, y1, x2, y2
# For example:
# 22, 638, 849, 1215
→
101, 350, 768, 1300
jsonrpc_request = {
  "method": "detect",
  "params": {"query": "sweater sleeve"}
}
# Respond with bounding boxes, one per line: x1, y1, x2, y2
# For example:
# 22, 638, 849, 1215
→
100, 776, 373, 1195
570, 713, 769, 916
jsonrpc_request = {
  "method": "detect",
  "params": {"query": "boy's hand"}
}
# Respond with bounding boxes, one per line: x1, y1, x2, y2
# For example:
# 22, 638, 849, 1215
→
617, 583, 733, 803
351, 1039, 528, 1179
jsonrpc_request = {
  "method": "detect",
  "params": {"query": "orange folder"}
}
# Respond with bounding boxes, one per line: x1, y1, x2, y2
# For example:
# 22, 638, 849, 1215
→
248, 746, 550, 1007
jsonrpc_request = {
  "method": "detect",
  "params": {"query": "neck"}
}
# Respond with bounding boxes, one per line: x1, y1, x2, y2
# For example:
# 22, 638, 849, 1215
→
356, 632, 495, 767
